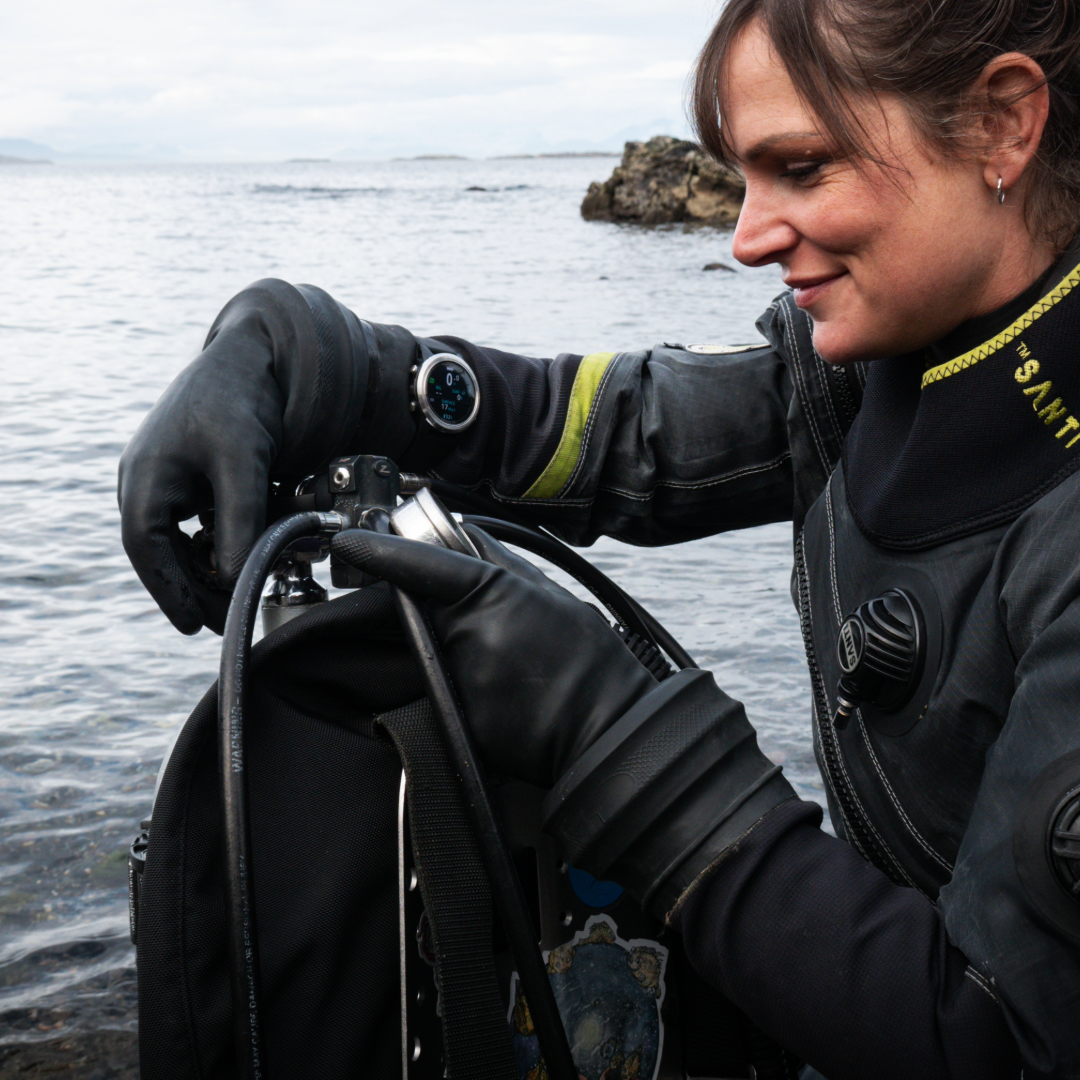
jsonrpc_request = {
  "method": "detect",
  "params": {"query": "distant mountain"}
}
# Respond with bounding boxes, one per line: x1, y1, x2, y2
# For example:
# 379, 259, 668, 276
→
0, 155, 51, 164
333, 122, 688, 162
491, 151, 620, 160
0, 138, 56, 160
0, 137, 181, 162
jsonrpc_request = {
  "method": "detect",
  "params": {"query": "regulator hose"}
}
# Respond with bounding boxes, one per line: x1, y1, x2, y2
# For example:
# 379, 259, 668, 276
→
218, 510, 344, 1080
360, 508, 686, 1079
460, 514, 697, 672
218, 495, 693, 1080
386, 574, 581, 1080
426, 479, 534, 528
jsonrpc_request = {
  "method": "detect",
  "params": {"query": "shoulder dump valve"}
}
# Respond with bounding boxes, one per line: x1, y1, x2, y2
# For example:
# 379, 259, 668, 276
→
1050, 786, 1080, 900
833, 589, 924, 730
1014, 751, 1080, 935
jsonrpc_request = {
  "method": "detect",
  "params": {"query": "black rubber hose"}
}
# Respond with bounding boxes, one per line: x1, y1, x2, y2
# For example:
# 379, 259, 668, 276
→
615, 589, 698, 673
275, 477, 691, 667
218, 511, 329, 1080
361, 508, 579, 1080
427, 479, 535, 528
461, 514, 698, 672
231, 490, 687, 1080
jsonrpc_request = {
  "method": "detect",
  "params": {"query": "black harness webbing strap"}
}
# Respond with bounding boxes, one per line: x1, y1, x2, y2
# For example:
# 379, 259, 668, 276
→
375, 699, 517, 1080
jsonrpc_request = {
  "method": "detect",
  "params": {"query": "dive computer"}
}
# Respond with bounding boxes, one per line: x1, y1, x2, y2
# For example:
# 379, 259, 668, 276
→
411, 353, 480, 433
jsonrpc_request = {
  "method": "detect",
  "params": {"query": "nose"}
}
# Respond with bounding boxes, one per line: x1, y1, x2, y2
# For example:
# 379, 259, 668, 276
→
732, 180, 800, 267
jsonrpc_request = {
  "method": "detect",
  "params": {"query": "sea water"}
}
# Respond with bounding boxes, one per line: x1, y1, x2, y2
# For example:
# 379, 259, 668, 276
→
0, 157, 816, 1041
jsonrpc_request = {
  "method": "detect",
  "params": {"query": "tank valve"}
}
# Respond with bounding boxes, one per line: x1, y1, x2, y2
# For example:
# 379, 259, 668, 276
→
833, 589, 924, 730
261, 556, 329, 636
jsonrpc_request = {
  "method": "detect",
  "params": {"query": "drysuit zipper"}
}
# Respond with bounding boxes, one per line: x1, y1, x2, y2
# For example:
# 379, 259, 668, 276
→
830, 364, 861, 430
794, 530, 909, 884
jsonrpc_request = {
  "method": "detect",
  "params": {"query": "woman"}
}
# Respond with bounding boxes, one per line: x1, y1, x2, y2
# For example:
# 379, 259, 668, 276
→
118, 0, 1080, 1076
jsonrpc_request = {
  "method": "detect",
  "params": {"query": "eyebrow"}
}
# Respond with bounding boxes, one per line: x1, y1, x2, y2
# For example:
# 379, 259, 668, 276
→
742, 132, 825, 163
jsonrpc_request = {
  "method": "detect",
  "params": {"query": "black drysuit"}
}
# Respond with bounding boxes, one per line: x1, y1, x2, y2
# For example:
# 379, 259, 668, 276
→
377, 246, 1080, 1079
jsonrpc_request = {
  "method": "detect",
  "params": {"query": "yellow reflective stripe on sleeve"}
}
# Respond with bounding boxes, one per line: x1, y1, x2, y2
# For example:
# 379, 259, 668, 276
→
921, 259, 1080, 389
522, 352, 616, 500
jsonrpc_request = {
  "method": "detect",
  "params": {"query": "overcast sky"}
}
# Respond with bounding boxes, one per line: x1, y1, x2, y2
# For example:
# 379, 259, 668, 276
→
1, 0, 724, 161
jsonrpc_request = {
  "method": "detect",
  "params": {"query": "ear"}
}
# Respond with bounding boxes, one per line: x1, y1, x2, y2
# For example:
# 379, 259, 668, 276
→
976, 51, 1050, 198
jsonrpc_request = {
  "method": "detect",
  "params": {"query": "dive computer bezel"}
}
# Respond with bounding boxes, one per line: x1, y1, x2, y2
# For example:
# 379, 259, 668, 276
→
412, 352, 481, 433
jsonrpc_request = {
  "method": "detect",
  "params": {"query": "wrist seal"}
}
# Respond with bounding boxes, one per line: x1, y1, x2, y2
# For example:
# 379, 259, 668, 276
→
542, 669, 795, 919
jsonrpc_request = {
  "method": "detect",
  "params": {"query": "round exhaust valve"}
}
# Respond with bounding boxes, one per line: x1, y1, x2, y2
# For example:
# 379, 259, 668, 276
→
1050, 786, 1080, 901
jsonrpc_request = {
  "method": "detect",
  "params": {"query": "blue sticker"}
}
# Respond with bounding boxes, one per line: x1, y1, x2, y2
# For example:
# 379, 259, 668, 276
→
568, 864, 624, 908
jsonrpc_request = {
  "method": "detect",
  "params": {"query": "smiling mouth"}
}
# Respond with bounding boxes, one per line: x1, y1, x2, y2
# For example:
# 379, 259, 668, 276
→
788, 272, 847, 309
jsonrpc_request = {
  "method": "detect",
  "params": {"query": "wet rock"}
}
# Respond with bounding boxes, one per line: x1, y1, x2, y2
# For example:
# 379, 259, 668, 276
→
0, 1031, 138, 1078
581, 136, 744, 227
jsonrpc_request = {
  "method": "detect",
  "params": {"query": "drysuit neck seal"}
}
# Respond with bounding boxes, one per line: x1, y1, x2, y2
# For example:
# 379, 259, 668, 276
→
844, 239, 1080, 549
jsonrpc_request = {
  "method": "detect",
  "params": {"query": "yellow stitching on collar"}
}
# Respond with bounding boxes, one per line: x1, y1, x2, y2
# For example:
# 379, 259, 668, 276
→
921, 260, 1080, 390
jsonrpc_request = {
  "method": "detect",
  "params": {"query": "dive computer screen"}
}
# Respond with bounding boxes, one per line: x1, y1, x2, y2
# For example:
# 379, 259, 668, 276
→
417, 355, 480, 431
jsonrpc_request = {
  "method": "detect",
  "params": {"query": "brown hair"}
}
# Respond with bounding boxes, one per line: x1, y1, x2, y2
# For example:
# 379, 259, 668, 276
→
692, 0, 1080, 250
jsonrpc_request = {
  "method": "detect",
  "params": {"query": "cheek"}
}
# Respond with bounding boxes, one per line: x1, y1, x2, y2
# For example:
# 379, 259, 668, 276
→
799, 173, 904, 259
804, 176, 983, 361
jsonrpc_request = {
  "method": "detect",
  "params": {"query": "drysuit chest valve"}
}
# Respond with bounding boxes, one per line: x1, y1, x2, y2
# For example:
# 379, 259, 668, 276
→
833, 589, 925, 730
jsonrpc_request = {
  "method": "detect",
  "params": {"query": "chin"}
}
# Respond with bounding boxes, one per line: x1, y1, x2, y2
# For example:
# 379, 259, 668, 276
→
809, 318, 886, 366
810, 324, 865, 366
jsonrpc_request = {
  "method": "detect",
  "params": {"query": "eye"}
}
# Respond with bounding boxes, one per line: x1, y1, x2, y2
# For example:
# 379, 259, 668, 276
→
779, 159, 828, 184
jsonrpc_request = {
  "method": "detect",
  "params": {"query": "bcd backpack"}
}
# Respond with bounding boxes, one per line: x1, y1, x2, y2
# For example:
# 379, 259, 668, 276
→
131, 583, 796, 1080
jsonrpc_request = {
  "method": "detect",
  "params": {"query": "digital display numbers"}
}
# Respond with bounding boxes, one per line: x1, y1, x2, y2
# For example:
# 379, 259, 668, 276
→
425, 359, 477, 427
416, 353, 480, 432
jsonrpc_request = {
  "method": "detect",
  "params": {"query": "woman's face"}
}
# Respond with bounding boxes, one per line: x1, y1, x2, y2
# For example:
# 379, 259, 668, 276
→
724, 21, 1046, 364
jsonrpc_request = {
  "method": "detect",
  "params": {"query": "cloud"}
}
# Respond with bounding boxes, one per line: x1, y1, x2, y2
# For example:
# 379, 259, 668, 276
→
0, 0, 722, 159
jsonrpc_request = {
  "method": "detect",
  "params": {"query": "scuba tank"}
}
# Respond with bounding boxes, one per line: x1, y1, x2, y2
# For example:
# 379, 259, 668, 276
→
129, 456, 799, 1080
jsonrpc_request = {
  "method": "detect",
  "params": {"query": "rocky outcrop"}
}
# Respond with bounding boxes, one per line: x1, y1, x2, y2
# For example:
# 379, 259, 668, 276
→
581, 136, 744, 226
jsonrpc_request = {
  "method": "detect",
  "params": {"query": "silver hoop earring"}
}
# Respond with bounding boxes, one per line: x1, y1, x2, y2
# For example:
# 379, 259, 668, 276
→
997, 177, 1006, 205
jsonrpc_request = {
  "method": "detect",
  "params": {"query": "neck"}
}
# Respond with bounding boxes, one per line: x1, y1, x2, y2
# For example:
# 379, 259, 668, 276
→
927, 237, 1075, 368
962, 220, 1056, 325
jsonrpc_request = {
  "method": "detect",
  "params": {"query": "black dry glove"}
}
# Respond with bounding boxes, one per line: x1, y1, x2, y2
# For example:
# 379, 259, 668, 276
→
333, 524, 657, 786
117, 278, 422, 635
333, 525, 796, 918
